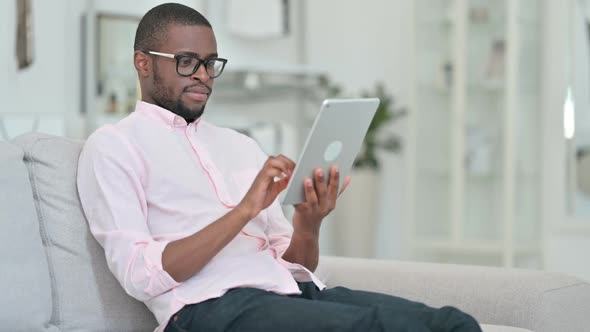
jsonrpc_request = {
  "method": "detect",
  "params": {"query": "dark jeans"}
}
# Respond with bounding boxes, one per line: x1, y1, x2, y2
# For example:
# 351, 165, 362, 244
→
165, 282, 481, 332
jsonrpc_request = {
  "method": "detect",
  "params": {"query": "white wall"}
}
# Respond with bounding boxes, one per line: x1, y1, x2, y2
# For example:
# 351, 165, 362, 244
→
305, 0, 410, 98
92, 0, 203, 17
1, 0, 68, 114
0, 1, 17, 111
206, 0, 300, 68
0, 0, 74, 139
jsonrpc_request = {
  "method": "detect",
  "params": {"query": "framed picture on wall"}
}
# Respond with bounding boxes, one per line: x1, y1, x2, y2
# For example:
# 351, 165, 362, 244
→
96, 14, 141, 116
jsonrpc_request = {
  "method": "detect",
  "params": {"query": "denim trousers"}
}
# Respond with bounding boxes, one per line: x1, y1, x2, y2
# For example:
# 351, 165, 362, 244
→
164, 282, 481, 332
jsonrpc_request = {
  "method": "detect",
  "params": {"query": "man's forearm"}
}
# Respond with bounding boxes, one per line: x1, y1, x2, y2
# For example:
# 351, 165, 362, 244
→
282, 232, 319, 272
281, 214, 320, 271
162, 205, 252, 283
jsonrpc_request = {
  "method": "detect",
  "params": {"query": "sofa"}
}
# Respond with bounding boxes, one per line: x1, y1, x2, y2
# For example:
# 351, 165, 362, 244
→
1, 132, 589, 332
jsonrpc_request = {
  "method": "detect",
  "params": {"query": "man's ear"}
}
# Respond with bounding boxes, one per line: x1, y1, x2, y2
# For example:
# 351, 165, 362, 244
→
134, 50, 151, 78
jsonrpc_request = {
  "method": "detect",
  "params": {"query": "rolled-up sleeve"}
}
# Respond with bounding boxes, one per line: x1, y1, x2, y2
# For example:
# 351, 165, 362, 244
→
77, 127, 180, 302
266, 201, 294, 256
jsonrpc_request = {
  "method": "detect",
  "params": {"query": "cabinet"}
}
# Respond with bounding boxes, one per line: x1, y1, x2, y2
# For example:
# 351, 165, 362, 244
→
406, 0, 542, 267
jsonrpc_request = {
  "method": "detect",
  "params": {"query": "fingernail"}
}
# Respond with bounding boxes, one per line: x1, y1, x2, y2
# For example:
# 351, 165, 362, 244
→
305, 179, 312, 187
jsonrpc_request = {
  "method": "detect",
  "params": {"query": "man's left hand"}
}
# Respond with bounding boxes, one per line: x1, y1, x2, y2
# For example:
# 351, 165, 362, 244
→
292, 166, 351, 236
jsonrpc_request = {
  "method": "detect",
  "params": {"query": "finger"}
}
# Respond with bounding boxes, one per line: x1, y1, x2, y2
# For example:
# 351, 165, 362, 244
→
314, 168, 328, 210
275, 154, 296, 173
266, 156, 293, 179
327, 166, 340, 210
303, 178, 318, 207
268, 174, 290, 198
338, 176, 352, 196
274, 154, 295, 170
274, 171, 291, 190
258, 168, 292, 199
256, 165, 290, 186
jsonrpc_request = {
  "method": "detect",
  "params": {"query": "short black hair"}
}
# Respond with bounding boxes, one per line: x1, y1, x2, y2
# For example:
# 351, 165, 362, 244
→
134, 3, 212, 51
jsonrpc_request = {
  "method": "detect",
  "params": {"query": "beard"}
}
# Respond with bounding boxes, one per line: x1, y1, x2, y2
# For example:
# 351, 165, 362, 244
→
151, 62, 205, 123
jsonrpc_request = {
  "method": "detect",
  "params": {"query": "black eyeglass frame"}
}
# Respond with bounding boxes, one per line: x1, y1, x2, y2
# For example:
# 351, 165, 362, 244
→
146, 51, 228, 78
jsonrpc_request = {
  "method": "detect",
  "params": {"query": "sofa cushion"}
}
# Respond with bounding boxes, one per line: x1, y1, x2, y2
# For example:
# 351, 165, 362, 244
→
0, 141, 56, 332
480, 325, 532, 332
318, 256, 590, 332
12, 133, 157, 332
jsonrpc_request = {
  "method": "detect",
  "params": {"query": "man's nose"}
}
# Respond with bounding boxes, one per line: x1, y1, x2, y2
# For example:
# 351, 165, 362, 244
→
191, 64, 210, 82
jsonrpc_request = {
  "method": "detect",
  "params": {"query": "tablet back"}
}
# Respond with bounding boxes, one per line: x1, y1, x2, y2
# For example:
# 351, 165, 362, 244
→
280, 98, 380, 205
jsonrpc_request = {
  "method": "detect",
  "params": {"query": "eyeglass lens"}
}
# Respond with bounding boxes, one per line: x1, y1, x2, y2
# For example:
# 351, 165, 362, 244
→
177, 56, 225, 77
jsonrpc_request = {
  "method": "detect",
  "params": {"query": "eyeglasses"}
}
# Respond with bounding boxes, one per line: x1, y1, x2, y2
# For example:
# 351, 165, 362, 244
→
146, 51, 228, 78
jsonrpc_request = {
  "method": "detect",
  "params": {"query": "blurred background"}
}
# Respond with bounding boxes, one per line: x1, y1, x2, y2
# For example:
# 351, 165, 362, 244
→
1, 0, 589, 282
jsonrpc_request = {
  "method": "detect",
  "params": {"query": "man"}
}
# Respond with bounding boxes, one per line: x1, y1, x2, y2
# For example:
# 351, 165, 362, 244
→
77, 3, 481, 332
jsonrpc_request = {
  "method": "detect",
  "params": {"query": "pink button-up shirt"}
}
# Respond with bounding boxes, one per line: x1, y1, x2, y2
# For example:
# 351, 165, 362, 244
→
77, 101, 325, 331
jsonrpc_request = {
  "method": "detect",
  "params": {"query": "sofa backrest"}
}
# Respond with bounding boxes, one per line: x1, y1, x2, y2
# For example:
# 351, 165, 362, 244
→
10, 133, 157, 332
0, 141, 57, 332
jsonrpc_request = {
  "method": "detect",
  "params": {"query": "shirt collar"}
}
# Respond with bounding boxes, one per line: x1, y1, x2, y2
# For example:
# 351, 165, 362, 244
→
135, 101, 202, 129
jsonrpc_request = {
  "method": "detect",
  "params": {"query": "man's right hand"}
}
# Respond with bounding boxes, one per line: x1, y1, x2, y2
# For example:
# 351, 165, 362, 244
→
162, 155, 295, 282
237, 155, 295, 219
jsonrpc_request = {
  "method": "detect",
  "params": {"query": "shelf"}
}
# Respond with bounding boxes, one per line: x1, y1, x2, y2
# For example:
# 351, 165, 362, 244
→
213, 64, 327, 101
418, 14, 454, 26
515, 170, 541, 179
224, 63, 325, 77
420, 13, 538, 30
410, 0, 543, 268
468, 10, 539, 27
417, 81, 504, 94
467, 80, 504, 93
553, 223, 590, 236
418, 167, 451, 177
464, 172, 500, 181
416, 169, 539, 183
417, 82, 451, 94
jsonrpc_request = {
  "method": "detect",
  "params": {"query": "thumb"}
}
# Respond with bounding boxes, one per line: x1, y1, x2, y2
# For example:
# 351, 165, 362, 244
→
338, 176, 352, 196
271, 175, 290, 195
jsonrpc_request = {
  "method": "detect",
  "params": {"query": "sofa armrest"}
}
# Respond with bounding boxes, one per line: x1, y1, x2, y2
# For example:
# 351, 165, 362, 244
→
316, 256, 590, 332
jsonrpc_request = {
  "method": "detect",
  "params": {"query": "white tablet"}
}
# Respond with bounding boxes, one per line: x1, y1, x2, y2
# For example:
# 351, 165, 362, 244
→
280, 98, 380, 205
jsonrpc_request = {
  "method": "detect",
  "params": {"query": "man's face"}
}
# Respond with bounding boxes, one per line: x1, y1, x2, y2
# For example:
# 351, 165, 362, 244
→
150, 24, 218, 121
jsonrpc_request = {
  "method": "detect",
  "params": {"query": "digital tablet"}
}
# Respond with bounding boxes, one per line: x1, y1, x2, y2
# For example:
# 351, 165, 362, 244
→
280, 98, 380, 205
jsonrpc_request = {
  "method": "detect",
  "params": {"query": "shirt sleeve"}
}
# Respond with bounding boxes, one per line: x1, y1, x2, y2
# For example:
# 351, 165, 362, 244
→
265, 201, 294, 256
77, 126, 180, 302
248, 138, 294, 256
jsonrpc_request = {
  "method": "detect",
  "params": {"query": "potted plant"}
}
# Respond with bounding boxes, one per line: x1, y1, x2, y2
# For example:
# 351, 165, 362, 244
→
356, 83, 406, 169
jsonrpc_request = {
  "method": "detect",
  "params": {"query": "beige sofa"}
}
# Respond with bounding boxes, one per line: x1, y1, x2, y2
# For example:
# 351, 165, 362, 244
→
1, 132, 589, 332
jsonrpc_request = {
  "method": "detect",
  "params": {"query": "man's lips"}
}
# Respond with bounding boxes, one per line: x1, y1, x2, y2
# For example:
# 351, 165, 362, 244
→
185, 91, 208, 102
184, 86, 210, 102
